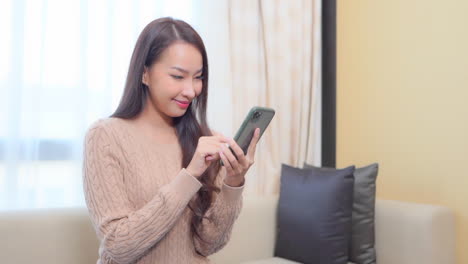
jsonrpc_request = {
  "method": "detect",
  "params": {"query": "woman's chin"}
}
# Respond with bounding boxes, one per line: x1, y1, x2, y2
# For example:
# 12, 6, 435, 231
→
169, 107, 188, 118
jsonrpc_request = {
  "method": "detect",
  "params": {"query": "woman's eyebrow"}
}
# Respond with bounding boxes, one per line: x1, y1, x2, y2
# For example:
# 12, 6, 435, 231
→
170, 66, 203, 74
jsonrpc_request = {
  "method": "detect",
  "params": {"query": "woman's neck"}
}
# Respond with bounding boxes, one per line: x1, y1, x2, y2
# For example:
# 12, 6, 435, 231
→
133, 100, 178, 144
136, 98, 174, 131
130, 98, 179, 145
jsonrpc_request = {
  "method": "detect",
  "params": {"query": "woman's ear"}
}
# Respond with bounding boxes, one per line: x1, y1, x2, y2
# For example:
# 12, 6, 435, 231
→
142, 66, 149, 86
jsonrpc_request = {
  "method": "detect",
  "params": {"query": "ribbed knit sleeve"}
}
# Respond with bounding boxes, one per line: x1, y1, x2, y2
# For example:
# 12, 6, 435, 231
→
193, 167, 244, 256
83, 121, 202, 264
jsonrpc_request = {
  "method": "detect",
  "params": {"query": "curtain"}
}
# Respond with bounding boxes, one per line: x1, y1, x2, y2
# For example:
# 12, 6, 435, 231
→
227, 0, 322, 195
0, 0, 322, 210
0, 0, 198, 210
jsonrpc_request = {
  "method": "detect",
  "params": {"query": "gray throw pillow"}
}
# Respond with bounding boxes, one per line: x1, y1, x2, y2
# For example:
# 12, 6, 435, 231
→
305, 163, 379, 264
275, 164, 355, 264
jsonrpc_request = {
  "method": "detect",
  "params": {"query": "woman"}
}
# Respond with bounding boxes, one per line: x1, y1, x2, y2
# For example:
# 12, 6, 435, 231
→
83, 17, 260, 264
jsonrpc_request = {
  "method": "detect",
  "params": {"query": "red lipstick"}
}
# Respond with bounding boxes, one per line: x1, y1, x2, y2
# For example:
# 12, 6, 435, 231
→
174, 99, 190, 109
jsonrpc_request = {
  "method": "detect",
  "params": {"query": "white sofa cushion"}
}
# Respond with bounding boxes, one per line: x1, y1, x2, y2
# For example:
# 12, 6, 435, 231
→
375, 199, 456, 264
0, 207, 99, 264
210, 196, 279, 264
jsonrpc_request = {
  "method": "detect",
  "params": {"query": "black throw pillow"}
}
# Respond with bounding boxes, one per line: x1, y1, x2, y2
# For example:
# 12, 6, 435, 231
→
305, 163, 379, 264
274, 164, 355, 264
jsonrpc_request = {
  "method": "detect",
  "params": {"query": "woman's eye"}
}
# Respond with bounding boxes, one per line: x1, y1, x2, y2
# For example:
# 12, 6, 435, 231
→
195, 75, 204, 80
171, 75, 183, 80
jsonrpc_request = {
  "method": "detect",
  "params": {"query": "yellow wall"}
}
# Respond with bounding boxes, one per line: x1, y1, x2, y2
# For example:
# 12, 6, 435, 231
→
337, 1, 468, 263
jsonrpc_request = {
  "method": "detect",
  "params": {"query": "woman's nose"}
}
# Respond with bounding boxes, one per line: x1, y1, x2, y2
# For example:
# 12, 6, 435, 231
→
181, 81, 196, 99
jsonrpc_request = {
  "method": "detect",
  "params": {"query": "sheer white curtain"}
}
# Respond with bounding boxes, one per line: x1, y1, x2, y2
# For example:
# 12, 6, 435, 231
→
0, 0, 207, 211
227, 0, 322, 195
0, 0, 321, 209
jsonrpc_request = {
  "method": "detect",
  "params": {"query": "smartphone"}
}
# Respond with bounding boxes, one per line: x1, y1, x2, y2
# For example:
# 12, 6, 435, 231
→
221, 106, 275, 165
234, 106, 275, 154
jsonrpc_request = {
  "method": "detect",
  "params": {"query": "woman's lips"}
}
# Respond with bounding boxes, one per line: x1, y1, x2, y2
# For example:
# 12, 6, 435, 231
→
174, 99, 190, 109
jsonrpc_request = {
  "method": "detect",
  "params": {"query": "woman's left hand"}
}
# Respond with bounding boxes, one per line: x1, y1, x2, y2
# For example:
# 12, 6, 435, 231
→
218, 128, 261, 187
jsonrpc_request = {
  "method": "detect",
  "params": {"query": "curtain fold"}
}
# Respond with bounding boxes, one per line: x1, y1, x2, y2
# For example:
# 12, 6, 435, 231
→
228, 0, 322, 195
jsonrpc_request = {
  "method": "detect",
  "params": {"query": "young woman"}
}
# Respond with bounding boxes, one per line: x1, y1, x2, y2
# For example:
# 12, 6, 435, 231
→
83, 17, 260, 264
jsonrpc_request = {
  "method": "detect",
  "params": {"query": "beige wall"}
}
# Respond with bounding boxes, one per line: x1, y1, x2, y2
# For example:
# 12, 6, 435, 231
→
337, 1, 468, 263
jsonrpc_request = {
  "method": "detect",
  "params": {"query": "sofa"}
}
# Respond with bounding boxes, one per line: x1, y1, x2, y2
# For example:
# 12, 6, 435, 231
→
0, 196, 456, 264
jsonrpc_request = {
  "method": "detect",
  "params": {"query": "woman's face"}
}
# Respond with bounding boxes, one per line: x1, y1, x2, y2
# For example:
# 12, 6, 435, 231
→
142, 41, 204, 118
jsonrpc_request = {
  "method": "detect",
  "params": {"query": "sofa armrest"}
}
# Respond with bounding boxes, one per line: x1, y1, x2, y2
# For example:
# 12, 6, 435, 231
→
375, 199, 456, 264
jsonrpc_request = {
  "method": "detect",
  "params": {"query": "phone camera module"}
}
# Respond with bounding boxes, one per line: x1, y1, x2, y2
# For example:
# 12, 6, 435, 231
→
253, 111, 262, 120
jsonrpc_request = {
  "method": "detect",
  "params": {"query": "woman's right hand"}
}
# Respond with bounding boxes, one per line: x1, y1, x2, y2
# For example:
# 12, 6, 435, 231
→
186, 133, 230, 178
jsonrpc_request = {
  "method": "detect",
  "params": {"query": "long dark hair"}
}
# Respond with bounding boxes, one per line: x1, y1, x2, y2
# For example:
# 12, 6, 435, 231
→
111, 17, 220, 248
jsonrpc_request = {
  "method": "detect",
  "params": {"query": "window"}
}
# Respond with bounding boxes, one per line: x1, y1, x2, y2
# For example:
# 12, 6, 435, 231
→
0, 0, 197, 210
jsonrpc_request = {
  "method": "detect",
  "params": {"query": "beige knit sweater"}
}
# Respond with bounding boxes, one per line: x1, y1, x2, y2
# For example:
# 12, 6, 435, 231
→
83, 118, 244, 264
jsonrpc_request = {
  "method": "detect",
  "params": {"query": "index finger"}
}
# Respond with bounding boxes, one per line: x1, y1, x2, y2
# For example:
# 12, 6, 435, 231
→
210, 130, 230, 143
211, 130, 222, 137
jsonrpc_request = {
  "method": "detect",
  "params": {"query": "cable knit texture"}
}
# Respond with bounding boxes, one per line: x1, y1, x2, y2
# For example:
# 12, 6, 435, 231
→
83, 118, 244, 264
